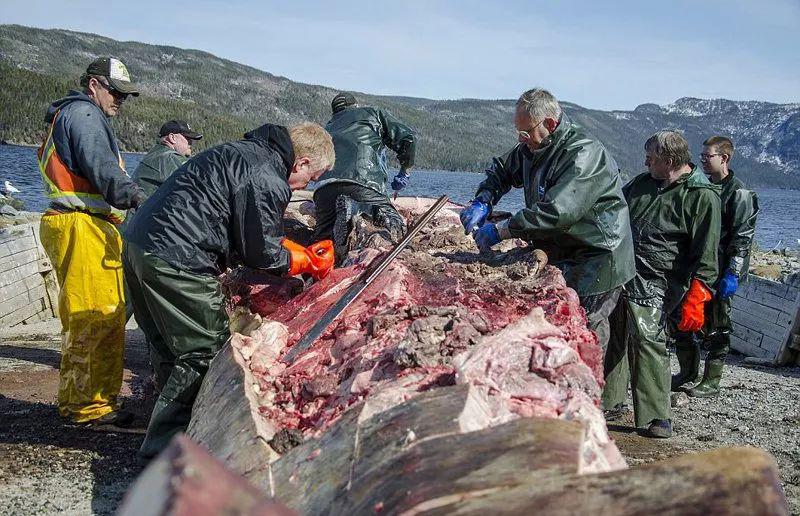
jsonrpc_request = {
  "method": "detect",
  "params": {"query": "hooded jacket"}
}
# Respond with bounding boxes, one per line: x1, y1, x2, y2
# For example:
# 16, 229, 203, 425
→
316, 106, 416, 195
43, 90, 143, 210
131, 143, 188, 198
623, 165, 722, 313
475, 114, 636, 297
126, 124, 294, 276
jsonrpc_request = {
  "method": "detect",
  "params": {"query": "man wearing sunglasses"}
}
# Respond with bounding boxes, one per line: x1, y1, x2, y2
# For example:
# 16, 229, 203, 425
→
460, 88, 635, 358
38, 57, 146, 428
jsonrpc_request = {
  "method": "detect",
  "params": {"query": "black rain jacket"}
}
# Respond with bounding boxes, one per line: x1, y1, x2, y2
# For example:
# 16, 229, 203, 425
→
713, 169, 759, 279
126, 124, 294, 276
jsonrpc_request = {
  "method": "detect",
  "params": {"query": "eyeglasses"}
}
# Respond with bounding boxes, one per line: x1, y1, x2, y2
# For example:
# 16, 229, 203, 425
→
95, 79, 129, 101
699, 153, 721, 161
517, 119, 546, 141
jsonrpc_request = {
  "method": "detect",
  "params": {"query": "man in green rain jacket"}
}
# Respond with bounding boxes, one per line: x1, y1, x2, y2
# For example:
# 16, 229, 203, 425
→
131, 120, 203, 198
312, 93, 416, 246
672, 136, 759, 397
462, 88, 635, 353
602, 130, 721, 438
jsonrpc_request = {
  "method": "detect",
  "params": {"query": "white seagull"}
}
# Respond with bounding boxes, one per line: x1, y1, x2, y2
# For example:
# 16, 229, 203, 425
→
3, 180, 21, 194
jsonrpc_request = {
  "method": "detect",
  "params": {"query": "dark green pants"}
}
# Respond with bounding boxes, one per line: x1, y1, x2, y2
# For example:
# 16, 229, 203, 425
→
312, 182, 401, 241
123, 243, 230, 458
602, 297, 671, 427
672, 296, 732, 362
580, 287, 622, 354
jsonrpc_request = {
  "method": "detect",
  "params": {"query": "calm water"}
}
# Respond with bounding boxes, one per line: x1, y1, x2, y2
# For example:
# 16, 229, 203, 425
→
2, 144, 798, 248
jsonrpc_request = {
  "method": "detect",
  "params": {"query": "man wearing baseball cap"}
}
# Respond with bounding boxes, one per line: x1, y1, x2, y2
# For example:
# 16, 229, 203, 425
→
37, 56, 145, 428
131, 120, 203, 198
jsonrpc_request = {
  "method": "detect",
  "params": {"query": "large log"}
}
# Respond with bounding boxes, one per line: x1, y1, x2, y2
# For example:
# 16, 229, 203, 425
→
416, 447, 788, 516
187, 341, 279, 481
119, 435, 294, 516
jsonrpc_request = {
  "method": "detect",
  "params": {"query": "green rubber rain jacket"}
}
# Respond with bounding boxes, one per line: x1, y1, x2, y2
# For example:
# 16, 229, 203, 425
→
131, 143, 188, 199
714, 169, 759, 278
623, 165, 722, 313
475, 114, 635, 297
316, 106, 416, 196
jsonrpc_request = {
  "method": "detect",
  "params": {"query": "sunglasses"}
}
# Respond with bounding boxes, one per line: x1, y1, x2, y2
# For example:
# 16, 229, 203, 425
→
95, 79, 129, 100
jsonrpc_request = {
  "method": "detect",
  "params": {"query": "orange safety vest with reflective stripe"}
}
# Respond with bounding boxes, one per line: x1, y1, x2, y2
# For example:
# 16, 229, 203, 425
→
38, 110, 127, 224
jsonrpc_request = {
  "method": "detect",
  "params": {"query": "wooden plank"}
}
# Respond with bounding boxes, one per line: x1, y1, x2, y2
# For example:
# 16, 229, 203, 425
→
0, 234, 36, 259
747, 276, 790, 299
0, 260, 39, 288
0, 272, 45, 305
729, 334, 773, 359
0, 285, 47, 322
745, 288, 796, 312
731, 320, 765, 346
0, 297, 46, 327
0, 248, 38, 274
760, 335, 786, 355
0, 224, 33, 245
730, 307, 791, 343
731, 297, 782, 324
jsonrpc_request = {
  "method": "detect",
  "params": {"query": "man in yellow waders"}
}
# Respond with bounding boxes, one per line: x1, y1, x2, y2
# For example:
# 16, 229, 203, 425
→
38, 57, 146, 426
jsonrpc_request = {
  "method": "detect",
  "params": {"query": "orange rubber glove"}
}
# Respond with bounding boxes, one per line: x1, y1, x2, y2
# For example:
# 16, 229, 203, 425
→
282, 239, 335, 281
678, 278, 712, 332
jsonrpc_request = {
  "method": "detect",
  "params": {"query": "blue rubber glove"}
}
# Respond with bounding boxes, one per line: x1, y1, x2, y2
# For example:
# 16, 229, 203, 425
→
459, 200, 490, 235
473, 223, 501, 251
391, 169, 410, 192
718, 270, 739, 299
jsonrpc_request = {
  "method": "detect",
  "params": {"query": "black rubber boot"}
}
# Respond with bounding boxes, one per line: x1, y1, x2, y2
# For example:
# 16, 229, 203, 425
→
671, 339, 700, 391
333, 196, 376, 252
643, 418, 672, 438
688, 359, 724, 398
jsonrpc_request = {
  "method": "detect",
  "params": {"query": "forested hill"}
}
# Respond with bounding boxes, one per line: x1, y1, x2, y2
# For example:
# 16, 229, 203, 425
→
1, 24, 798, 188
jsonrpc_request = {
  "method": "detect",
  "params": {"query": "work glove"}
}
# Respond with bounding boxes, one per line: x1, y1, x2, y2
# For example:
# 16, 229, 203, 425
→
678, 278, 713, 332
391, 169, 411, 192
718, 270, 739, 299
459, 199, 490, 235
283, 239, 335, 281
473, 223, 501, 252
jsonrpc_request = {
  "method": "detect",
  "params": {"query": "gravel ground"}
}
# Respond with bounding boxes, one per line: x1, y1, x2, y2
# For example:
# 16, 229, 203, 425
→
1, 320, 798, 513
0, 320, 154, 515
611, 352, 800, 514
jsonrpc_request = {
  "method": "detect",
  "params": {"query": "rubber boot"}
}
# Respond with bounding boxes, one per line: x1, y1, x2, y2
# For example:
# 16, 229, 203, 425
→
687, 359, 724, 398
671, 339, 700, 391
333, 196, 376, 260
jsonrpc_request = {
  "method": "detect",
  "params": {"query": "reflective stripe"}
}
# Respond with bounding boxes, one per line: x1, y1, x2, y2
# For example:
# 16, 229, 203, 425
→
38, 110, 127, 223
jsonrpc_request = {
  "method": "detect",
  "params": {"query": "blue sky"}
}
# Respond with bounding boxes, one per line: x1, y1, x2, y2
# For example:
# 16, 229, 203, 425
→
2, 0, 798, 110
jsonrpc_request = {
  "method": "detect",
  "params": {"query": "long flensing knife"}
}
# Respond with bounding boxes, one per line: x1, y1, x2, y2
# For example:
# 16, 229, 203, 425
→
281, 195, 449, 364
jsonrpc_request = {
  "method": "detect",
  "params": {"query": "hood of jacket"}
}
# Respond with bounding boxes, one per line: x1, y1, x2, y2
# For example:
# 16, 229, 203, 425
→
244, 123, 295, 176
45, 90, 100, 124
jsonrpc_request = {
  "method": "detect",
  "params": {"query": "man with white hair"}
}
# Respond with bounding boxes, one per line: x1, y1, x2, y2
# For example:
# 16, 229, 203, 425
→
460, 88, 635, 355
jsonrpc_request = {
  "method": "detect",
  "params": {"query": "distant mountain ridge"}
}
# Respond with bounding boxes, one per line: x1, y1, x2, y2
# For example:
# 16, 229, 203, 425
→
1, 24, 798, 188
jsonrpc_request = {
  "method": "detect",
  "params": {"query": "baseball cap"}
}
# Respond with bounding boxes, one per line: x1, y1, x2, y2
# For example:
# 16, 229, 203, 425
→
158, 120, 203, 140
331, 92, 357, 113
85, 57, 140, 96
